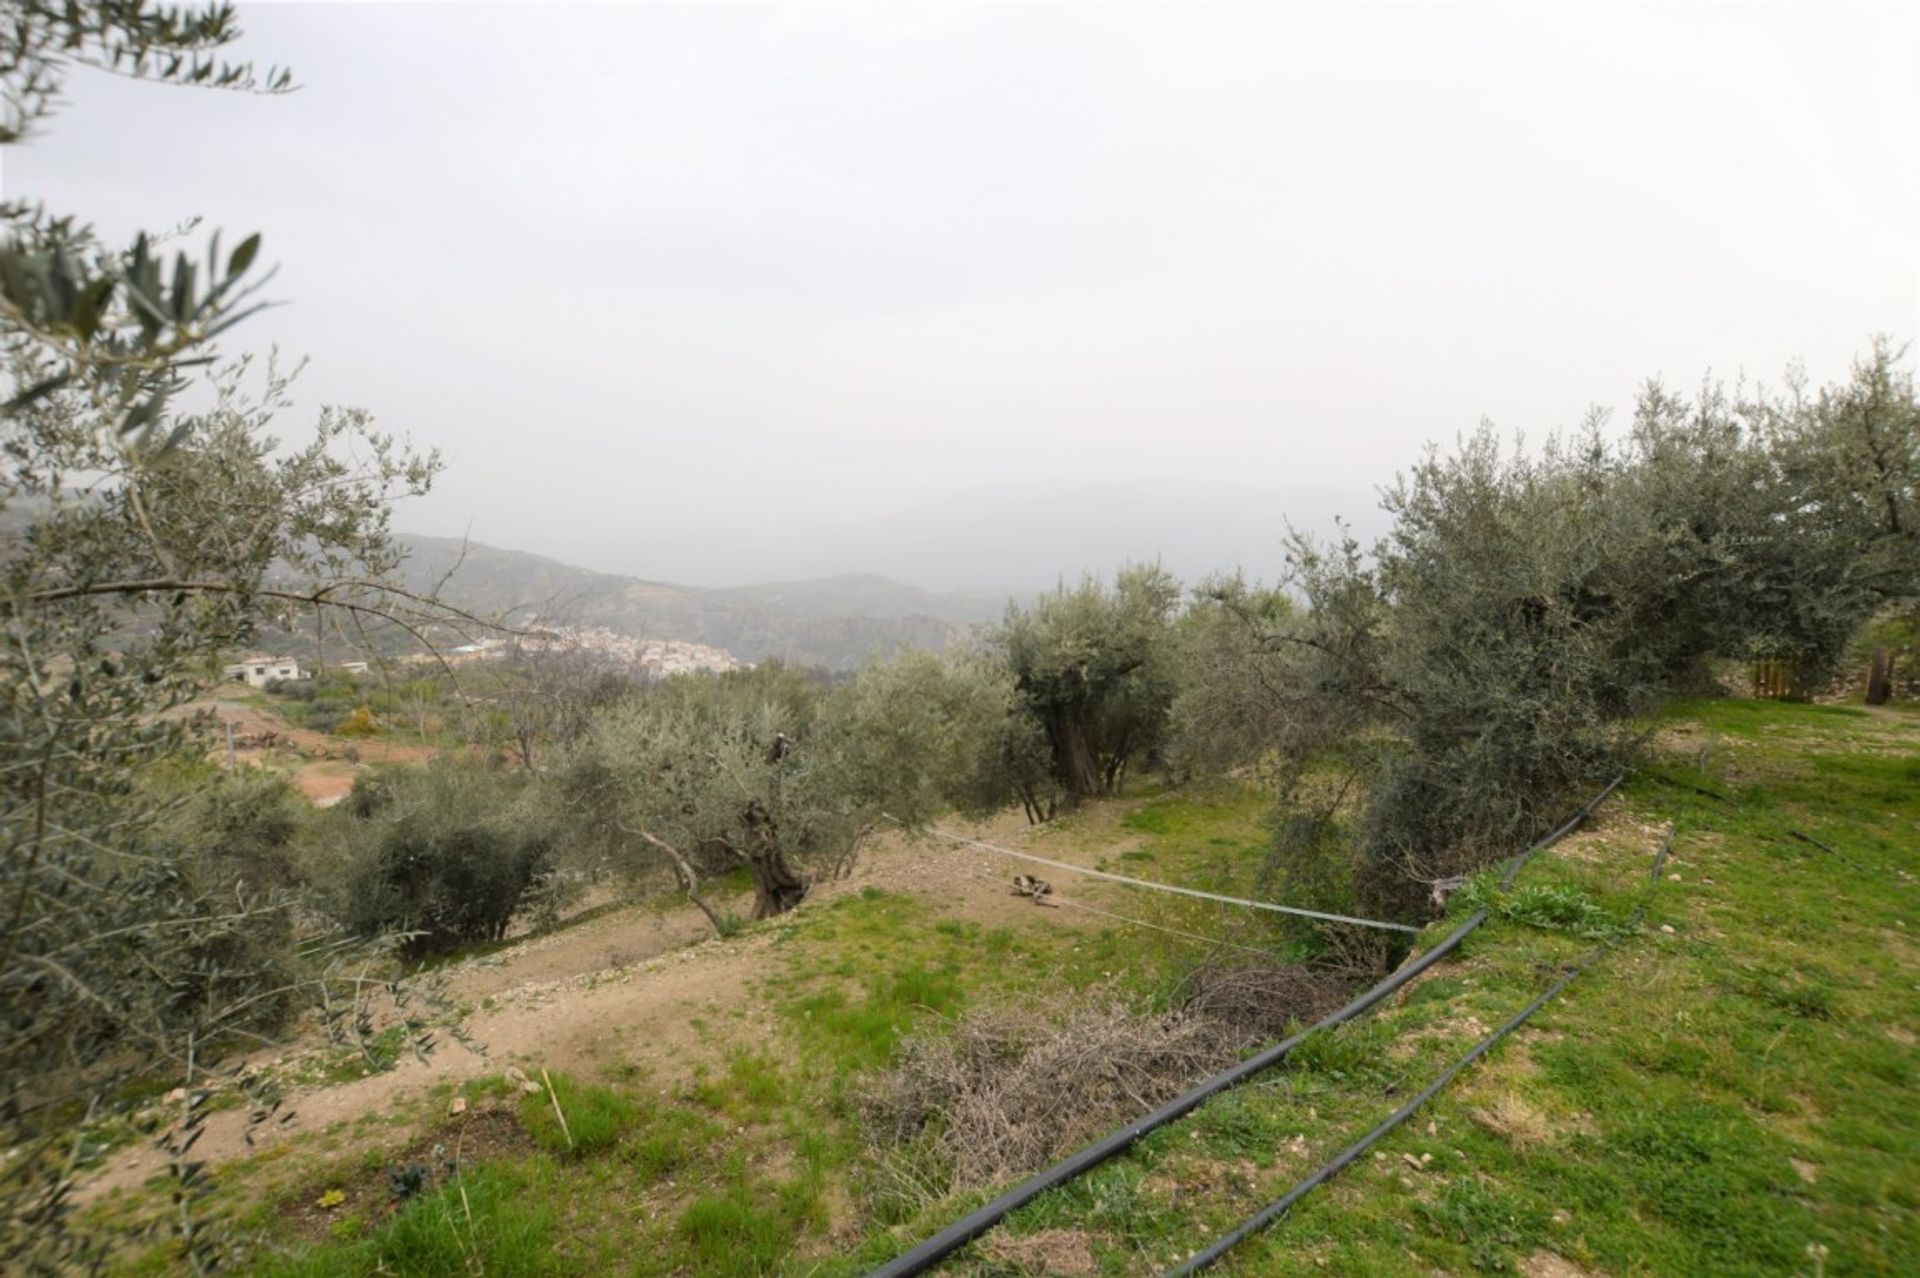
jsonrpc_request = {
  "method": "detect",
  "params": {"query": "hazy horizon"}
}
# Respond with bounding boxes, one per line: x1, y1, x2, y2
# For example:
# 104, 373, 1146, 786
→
8, 2, 1914, 589
400, 474, 1389, 594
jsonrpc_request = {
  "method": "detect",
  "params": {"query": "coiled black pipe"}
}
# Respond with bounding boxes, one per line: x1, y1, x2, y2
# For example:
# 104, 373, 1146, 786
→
858, 775, 1624, 1278
1161, 824, 1673, 1276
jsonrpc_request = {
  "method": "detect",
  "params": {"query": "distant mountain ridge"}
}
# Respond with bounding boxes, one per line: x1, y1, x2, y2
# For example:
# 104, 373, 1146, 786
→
393, 534, 1011, 670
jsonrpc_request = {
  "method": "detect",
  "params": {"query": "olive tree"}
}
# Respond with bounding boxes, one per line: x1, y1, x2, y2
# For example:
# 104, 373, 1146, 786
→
819, 646, 1069, 825
993, 564, 1181, 801
1184, 344, 1920, 921
2, 7, 476, 1269
557, 665, 836, 926
1166, 574, 1300, 780
557, 650, 1051, 928
320, 764, 557, 958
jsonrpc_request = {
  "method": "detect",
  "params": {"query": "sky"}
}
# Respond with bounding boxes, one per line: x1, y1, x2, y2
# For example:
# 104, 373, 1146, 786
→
7, 2, 1917, 589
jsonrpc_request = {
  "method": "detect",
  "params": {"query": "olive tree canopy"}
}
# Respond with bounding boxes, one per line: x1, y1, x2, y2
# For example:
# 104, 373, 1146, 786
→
3, 7, 477, 1269
1177, 342, 1920, 920
994, 564, 1182, 802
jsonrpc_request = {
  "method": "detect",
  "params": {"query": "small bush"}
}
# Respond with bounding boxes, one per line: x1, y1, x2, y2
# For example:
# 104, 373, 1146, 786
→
135, 767, 313, 1031
334, 706, 380, 738
155, 765, 309, 889
322, 763, 553, 958
265, 677, 318, 702
342, 769, 398, 820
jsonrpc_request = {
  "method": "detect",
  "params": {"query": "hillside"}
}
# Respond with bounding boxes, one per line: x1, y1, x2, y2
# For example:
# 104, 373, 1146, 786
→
392, 533, 1011, 669
86, 697, 1919, 1275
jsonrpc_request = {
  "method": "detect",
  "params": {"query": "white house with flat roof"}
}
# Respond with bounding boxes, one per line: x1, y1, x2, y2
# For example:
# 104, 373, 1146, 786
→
222, 657, 309, 689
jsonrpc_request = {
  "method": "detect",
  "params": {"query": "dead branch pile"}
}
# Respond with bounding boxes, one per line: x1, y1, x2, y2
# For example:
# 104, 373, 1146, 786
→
865, 960, 1362, 1193
1176, 961, 1351, 1045
863, 996, 1232, 1188
871, 997, 1228, 1182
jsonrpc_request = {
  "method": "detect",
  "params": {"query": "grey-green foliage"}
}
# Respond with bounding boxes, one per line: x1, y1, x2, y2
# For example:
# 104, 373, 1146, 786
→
1182, 342, 1920, 919
1, 367, 441, 1266
0, 9, 457, 1270
821, 646, 1065, 827
1357, 424, 1644, 904
110, 764, 313, 1036
557, 664, 834, 923
556, 654, 1041, 926
1166, 573, 1298, 779
151, 762, 311, 890
321, 764, 554, 959
1, 1, 291, 145
3, 1, 291, 439
993, 564, 1182, 801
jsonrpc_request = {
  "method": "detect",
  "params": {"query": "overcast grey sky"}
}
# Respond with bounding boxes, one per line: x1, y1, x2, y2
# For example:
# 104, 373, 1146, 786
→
8, 2, 1917, 587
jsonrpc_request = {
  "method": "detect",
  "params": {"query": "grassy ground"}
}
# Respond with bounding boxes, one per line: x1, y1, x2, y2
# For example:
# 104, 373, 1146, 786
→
982, 699, 1920, 1277
101, 698, 1917, 1276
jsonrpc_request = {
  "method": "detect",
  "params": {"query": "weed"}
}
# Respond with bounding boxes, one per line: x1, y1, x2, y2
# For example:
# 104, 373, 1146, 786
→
627, 1105, 721, 1181
692, 1051, 786, 1123
1416, 1175, 1543, 1272
253, 1163, 569, 1277
1454, 876, 1631, 939
518, 1072, 637, 1156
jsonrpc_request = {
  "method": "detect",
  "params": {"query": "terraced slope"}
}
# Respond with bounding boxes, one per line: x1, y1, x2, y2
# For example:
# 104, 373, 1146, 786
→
88, 699, 1918, 1276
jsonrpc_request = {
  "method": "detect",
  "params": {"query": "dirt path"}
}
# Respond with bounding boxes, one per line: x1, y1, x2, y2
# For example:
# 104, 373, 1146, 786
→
86, 814, 1103, 1200
193, 694, 440, 803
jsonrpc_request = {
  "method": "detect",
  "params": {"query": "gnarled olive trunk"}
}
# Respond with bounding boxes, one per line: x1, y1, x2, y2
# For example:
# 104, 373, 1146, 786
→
1042, 709, 1102, 800
747, 848, 808, 918
741, 796, 808, 917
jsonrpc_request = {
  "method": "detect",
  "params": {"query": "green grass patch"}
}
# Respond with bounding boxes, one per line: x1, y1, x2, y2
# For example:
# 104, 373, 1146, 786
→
1453, 876, 1635, 939
517, 1072, 637, 1156
252, 1162, 570, 1278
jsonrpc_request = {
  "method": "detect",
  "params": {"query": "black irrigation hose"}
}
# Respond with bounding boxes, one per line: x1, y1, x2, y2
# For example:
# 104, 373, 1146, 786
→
1638, 768, 1905, 882
858, 775, 1625, 1278
1635, 768, 1734, 805
1162, 824, 1675, 1277
1788, 829, 1870, 873
1499, 775, 1623, 889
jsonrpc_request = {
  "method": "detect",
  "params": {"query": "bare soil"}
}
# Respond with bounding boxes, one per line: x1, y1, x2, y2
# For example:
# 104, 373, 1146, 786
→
193, 693, 441, 804
82, 811, 1107, 1203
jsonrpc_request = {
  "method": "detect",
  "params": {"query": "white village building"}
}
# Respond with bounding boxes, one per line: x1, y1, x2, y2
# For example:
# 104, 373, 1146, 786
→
221, 656, 311, 689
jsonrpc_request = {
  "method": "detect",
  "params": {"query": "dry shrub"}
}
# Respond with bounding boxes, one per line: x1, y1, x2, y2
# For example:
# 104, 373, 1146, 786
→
864, 995, 1233, 1188
1469, 1093, 1555, 1150
978, 1228, 1098, 1276
1176, 961, 1351, 1044
866, 959, 1364, 1199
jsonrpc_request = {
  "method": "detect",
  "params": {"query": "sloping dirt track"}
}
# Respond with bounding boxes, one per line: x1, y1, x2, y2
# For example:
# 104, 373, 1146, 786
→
86, 812, 1104, 1200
